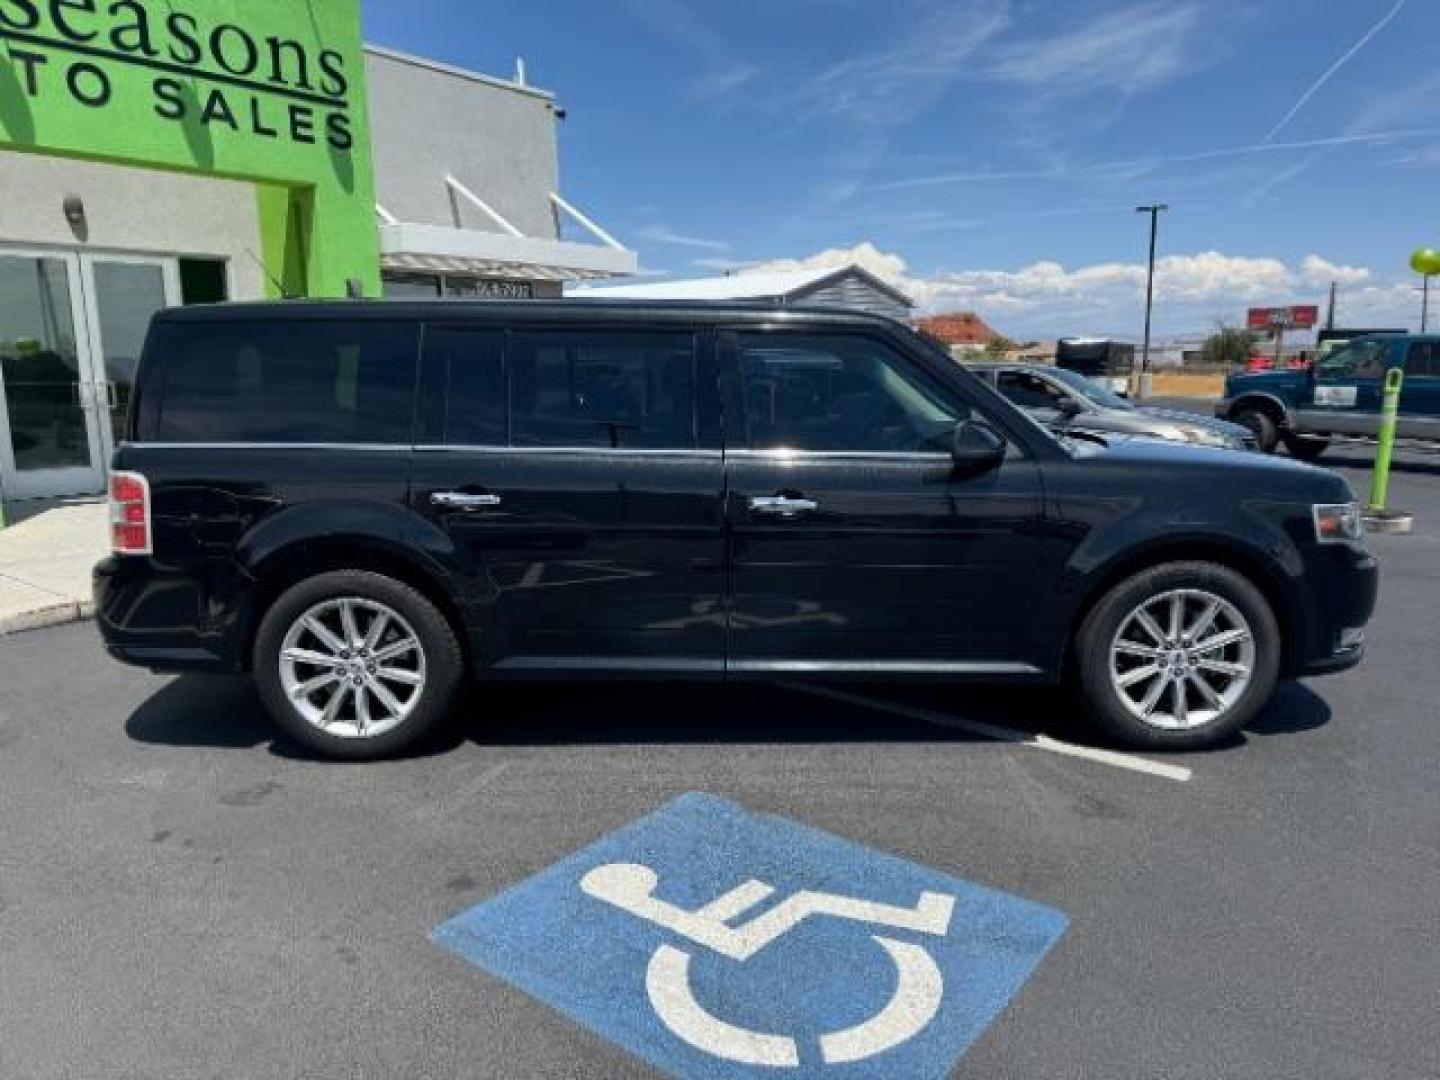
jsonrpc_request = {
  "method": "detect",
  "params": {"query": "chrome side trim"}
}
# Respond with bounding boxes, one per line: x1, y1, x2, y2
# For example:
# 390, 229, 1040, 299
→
493, 657, 727, 674
727, 660, 1044, 676
725, 449, 952, 463
413, 445, 723, 457
124, 442, 952, 461
124, 442, 411, 452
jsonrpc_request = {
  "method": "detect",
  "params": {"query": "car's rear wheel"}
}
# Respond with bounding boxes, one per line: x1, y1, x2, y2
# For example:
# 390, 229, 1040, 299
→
1075, 562, 1280, 749
1285, 434, 1329, 462
254, 571, 462, 760
1232, 406, 1280, 453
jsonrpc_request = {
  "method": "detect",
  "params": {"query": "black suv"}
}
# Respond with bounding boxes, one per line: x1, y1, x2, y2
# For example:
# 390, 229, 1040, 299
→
95, 301, 1377, 758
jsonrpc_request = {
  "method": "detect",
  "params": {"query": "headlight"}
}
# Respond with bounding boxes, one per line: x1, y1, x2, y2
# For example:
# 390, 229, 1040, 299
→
1171, 424, 1231, 448
1314, 502, 1365, 545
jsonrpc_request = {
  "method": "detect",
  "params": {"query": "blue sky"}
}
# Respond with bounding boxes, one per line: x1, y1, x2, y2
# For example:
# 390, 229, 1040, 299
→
363, 1, 1440, 338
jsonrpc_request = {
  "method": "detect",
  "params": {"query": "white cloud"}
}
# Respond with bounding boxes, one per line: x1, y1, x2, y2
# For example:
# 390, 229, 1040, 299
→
690, 256, 759, 272
985, 2, 1202, 97
620, 0, 759, 102
690, 64, 759, 101
636, 225, 731, 252
1300, 255, 1371, 287
741, 241, 911, 283
796, 0, 1011, 127
735, 242, 1411, 336
1264, 0, 1408, 142
874, 127, 1440, 193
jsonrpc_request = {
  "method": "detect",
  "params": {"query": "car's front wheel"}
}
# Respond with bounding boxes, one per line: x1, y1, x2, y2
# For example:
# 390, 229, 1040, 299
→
1074, 562, 1280, 749
1232, 407, 1280, 453
254, 570, 463, 760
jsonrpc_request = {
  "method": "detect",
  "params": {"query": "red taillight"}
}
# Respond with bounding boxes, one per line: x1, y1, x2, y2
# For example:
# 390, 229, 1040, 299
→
109, 471, 152, 555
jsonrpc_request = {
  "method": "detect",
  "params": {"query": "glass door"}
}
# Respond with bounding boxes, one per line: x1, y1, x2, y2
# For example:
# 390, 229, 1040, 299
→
0, 249, 107, 501
78, 254, 180, 461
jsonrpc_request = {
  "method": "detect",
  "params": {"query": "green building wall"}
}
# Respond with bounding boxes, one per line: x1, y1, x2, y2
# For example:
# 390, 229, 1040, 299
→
0, 0, 380, 297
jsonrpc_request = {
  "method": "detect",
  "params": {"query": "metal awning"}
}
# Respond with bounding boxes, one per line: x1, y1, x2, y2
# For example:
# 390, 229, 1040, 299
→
377, 184, 638, 282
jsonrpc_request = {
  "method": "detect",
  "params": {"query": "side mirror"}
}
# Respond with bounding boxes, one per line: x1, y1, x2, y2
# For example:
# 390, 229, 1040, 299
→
951, 419, 1007, 474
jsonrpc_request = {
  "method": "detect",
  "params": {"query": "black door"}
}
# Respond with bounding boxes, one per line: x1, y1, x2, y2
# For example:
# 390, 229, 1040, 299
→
721, 328, 1046, 673
410, 323, 726, 674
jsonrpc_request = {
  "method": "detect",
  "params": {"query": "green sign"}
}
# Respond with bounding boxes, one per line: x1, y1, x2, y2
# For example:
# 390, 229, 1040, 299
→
0, 0, 380, 297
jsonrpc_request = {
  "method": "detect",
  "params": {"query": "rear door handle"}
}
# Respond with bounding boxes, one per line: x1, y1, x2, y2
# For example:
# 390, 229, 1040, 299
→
431, 491, 502, 510
748, 495, 819, 517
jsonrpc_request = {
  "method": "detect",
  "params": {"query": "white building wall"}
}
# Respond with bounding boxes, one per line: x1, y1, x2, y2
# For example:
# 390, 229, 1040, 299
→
0, 151, 265, 299
366, 47, 561, 240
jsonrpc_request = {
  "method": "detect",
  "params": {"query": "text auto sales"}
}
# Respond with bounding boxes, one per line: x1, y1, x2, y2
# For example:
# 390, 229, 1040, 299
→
1, 0, 354, 151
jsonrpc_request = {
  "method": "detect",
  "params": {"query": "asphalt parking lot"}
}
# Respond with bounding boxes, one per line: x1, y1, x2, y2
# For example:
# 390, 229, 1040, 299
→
1, 449, 1437, 1080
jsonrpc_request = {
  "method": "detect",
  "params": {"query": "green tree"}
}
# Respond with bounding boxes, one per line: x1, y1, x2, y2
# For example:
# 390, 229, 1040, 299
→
983, 335, 1013, 359
1199, 324, 1255, 369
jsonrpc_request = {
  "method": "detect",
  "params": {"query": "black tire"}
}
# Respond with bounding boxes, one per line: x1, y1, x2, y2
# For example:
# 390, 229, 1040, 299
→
1285, 434, 1329, 462
1074, 562, 1281, 750
1233, 406, 1280, 453
253, 570, 463, 760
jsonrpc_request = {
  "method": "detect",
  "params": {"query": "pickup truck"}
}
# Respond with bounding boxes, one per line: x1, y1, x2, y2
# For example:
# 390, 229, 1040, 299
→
1217, 334, 1440, 460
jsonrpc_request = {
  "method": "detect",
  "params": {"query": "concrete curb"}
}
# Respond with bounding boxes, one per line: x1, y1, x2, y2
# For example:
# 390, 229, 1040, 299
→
0, 601, 96, 639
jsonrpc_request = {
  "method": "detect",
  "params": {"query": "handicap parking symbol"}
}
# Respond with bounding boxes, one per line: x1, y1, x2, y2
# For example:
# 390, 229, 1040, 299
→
433, 793, 1068, 1078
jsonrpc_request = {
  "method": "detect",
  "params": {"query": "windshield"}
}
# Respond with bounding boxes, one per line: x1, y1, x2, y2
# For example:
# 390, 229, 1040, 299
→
1045, 367, 1135, 411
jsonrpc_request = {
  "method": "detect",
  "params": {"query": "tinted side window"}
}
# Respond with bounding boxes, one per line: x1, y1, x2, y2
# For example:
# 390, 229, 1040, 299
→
154, 320, 419, 444
738, 333, 965, 453
426, 327, 506, 446
1407, 341, 1439, 377
997, 372, 1066, 411
510, 330, 696, 449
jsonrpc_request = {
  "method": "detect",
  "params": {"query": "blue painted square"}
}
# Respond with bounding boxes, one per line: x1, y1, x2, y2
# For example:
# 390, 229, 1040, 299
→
433, 793, 1068, 1078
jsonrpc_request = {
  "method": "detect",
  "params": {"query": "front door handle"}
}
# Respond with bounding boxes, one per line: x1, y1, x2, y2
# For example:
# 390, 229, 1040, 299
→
748, 495, 819, 518
431, 491, 502, 511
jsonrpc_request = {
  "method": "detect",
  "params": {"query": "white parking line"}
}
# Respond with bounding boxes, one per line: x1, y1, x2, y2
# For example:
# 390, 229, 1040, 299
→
784, 683, 1193, 783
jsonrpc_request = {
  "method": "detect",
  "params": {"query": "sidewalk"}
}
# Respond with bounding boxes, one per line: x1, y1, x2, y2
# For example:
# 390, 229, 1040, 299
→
0, 500, 108, 636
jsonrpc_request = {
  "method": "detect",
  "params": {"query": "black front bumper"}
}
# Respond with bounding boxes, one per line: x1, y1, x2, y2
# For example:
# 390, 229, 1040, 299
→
1292, 547, 1378, 679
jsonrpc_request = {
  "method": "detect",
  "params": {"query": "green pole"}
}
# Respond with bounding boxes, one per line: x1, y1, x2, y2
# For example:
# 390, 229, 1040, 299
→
1369, 367, 1404, 513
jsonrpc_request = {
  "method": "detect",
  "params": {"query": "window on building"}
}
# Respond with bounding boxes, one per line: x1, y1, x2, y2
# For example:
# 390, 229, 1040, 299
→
383, 273, 442, 299
153, 320, 419, 444
510, 330, 696, 449
737, 333, 964, 453
178, 258, 229, 305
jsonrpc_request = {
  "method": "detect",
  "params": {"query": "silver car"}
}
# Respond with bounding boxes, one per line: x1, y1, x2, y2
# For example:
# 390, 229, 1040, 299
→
973, 364, 1256, 451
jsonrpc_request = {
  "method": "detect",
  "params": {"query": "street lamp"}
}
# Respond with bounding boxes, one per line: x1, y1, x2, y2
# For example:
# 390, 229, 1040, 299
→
1136, 204, 1169, 397
1411, 248, 1440, 332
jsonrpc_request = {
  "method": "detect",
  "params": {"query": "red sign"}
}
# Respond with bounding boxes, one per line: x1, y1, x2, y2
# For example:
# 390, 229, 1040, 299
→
1247, 305, 1319, 331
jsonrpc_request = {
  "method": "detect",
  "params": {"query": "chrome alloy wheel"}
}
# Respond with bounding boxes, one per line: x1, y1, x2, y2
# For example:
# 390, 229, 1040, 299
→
278, 598, 427, 740
1109, 588, 1256, 731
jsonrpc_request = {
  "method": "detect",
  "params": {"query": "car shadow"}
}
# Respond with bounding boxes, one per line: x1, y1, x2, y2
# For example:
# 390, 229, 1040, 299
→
123, 675, 315, 758
124, 675, 1332, 759
124, 676, 1062, 759
460, 680, 1064, 749
1243, 680, 1333, 738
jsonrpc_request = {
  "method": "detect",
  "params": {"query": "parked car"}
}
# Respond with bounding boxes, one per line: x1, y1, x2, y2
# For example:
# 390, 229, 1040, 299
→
96, 301, 1376, 758
1218, 334, 1440, 459
972, 363, 1256, 450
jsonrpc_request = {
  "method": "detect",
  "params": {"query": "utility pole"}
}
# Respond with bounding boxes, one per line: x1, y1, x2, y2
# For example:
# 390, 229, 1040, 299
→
1135, 204, 1168, 398
1326, 280, 1338, 331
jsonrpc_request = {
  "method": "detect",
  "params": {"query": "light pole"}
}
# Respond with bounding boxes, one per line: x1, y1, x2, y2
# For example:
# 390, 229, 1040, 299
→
1412, 248, 1440, 332
1136, 203, 1168, 397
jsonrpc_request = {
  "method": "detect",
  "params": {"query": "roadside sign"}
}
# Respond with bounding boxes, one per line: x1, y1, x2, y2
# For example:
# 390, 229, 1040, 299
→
433, 793, 1069, 1078
1247, 305, 1319, 331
